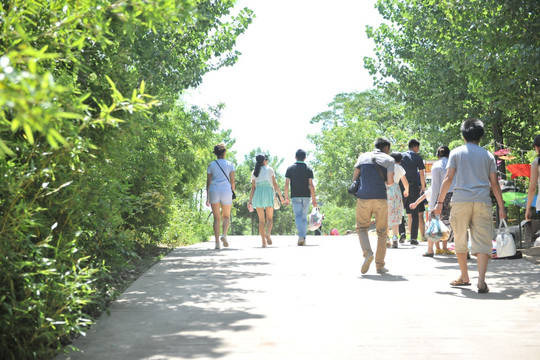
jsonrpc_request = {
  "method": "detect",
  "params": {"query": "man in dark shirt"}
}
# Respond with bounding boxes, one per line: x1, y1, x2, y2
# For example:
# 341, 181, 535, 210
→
284, 149, 317, 246
401, 139, 426, 245
353, 138, 395, 274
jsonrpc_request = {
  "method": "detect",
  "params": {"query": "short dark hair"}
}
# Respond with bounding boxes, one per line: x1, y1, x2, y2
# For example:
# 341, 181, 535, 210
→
408, 139, 420, 149
374, 138, 391, 151
213, 143, 227, 157
295, 149, 307, 161
390, 152, 403, 163
436, 146, 450, 159
460, 118, 484, 142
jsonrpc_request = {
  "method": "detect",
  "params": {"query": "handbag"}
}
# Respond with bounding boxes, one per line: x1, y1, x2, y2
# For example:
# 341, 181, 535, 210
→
273, 191, 281, 210
214, 160, 236, 200
496, 219, 516, 258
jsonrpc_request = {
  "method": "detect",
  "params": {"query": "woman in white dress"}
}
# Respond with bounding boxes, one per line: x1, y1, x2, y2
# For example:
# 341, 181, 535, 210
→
387, 152, 409, 248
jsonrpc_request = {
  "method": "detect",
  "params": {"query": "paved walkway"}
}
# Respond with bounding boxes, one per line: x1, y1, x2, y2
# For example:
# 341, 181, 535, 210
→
57, 235, 540, 360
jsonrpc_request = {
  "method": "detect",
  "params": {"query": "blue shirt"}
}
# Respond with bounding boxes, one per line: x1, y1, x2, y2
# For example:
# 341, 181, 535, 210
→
354, 150, 395, 199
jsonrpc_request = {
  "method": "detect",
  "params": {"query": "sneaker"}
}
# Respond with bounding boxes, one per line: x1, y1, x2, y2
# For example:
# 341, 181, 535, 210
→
410, 239, 419, 245
297, 237, 305, 246
376, 267, 389, 274
220, 236, 229, 248
399, 234, 406, 243
392, 241, 398, 249
215, 241, 221, 250
361, 254, 374, 274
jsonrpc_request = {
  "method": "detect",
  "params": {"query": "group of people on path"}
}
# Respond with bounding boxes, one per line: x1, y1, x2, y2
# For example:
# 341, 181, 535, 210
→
206, 119, 540, 295
352, 118, 529, 294
206, 146, 316, 249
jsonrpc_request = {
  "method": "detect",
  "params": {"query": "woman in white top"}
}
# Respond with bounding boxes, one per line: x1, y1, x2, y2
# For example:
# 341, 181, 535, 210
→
206, 143, 235, 249
525, 135, 540, 221
388, 152, 410, 248
410, 146, 455, 256
248, 154, 285, 247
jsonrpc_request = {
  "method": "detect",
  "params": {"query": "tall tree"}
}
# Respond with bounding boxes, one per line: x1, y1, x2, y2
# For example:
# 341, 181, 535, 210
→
365, 0, 540, 150
309, 90, 414, 207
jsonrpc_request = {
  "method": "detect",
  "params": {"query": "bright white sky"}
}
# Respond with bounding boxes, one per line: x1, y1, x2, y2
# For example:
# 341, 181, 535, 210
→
184, 0, 384, 171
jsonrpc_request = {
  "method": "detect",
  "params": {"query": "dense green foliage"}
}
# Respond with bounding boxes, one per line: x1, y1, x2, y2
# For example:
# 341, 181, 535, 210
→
0, 0, 252, 358
308, 1, 539, 234
309, 90, 419, 208
364, 0, 540, 149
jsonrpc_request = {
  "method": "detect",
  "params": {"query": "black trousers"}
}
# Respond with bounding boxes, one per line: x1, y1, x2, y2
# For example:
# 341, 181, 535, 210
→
400, 183, 424, 240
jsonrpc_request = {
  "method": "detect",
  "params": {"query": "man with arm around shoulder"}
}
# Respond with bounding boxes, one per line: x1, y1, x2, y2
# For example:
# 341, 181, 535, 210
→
353, 138, 395, 274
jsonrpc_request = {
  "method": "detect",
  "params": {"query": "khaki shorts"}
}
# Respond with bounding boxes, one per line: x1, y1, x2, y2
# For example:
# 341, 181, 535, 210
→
450, 202, 493, 257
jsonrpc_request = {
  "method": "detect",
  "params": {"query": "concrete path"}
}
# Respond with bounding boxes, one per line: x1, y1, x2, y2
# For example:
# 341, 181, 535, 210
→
57, 235, 540, 360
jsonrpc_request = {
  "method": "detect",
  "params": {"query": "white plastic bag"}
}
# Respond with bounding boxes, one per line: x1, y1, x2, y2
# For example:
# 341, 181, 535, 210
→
308, 207, 322, 231
425, 216, 450, 242
496, 219, 516, 258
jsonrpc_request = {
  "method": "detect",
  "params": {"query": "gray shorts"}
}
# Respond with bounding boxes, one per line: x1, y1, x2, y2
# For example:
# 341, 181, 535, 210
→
209, 188, 233, 205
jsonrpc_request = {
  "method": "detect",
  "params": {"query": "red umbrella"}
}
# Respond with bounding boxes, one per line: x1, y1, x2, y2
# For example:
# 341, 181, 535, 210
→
506, 164, 531, 179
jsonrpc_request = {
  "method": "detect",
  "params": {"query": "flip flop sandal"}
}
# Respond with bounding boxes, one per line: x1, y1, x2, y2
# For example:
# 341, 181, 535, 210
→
450, 279, 471, 286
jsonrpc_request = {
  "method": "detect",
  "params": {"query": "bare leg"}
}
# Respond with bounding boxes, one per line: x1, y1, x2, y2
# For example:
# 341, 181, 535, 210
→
419, 213, 425, 240
221, 204, 232, 238
427, 239, 434, 254
256, 207, 267, 247
476, 253, 490, 289
210, 203, 222, 244
265, 207, 274, 244
456, 252, 470, 283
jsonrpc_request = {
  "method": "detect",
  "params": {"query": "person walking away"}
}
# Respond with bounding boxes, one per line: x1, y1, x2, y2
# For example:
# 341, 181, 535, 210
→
284, 149, 317, 246
388, 152, 409, 248
411, 146, 456, 256
353, 138, 395, 274
206, 143, 235, 249
400, 139, 426, 245
525, 135, 540, 222
434, 118, 506, 294
248, 154, 285, 248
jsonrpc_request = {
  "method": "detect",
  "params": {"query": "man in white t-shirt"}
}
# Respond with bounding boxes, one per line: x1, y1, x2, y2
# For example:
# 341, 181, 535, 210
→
434, 119, 506, 294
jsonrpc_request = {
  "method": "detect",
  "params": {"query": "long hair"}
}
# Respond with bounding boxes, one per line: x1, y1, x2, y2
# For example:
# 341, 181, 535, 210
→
533, 135, 540, 164
253, 154, 267, 177
436, 146, 450, 159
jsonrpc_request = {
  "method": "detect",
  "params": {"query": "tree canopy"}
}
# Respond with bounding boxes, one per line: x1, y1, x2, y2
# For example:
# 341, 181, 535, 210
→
364, 0, 540, 149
